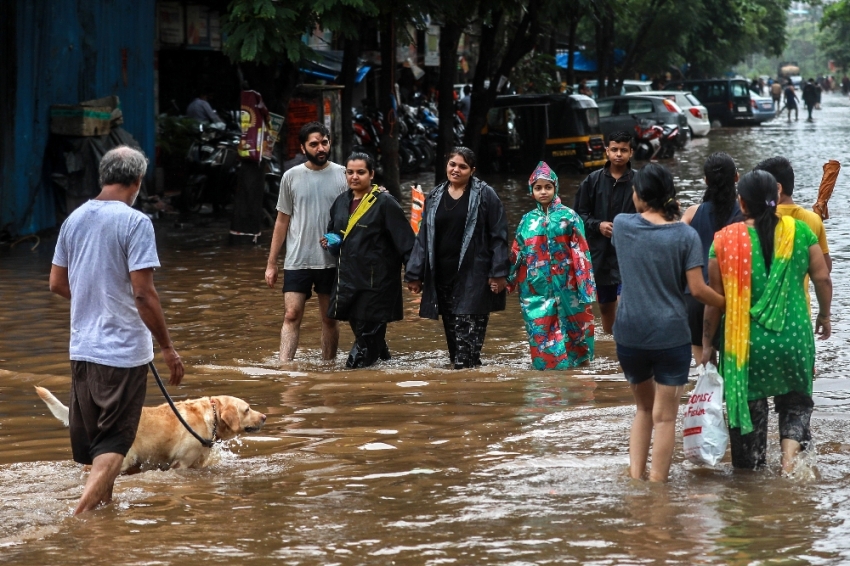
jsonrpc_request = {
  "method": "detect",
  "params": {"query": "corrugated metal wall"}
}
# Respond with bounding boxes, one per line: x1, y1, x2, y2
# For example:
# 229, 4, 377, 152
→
2, 0, 155, 236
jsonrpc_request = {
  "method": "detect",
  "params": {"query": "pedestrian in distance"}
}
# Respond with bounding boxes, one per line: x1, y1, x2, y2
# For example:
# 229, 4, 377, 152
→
186, 91, 223, 124
770, 80, 782, 108
405, 147, 510, 369
322, 153, 416, 368
265, 122, 347, 362
802, 78, 819, 122
573, 131, 637, 334
612, 163, 725, 482
783, 80, 800, 122
701, 170, 832, 473
49, 146, 185, 515
682, 152, 742, 363
507, 161, 597, 369
458, 85, 472, 122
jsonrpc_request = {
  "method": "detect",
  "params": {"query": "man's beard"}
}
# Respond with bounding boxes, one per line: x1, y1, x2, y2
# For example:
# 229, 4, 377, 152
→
305, 151, 328, 166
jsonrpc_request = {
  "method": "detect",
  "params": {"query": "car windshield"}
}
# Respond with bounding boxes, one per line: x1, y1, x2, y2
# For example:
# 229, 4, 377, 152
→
685, 93, 700, 106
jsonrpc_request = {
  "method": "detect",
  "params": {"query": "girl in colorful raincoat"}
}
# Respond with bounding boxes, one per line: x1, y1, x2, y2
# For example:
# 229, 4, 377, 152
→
507, 162, 597, 369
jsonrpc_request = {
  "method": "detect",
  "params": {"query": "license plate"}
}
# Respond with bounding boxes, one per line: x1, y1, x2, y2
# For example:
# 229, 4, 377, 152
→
737, 106, 748, 112
761, 103, 771, 109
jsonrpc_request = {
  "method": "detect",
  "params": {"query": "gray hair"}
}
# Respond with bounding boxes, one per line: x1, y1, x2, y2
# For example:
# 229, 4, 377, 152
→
98, 146, 148, 187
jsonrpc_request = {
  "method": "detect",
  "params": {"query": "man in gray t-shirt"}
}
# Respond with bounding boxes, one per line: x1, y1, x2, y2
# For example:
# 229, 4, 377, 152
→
265, 122, 347, 361
50, 146, 184, 515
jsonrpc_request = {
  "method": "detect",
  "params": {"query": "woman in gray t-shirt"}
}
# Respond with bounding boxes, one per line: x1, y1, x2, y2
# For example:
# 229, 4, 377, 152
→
611, 163, 725, 483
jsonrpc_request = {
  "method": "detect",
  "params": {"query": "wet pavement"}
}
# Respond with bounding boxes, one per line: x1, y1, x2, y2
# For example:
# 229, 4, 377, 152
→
1, 95, 850, 564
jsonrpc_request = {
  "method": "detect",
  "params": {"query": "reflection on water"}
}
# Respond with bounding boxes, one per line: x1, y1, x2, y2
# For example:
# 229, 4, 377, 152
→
2, 96, 850, 563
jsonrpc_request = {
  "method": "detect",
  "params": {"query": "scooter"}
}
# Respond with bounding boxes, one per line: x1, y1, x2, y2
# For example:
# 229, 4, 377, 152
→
633, 119, 663, 161
182, 121, 241, 214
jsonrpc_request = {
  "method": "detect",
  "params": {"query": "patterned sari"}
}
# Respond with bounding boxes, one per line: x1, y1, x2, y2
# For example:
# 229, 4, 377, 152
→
712, 216, 817, 433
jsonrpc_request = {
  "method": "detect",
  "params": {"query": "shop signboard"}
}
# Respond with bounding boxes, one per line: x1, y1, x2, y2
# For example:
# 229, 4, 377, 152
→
159, 2, 184, 45
425, 25, 440, 67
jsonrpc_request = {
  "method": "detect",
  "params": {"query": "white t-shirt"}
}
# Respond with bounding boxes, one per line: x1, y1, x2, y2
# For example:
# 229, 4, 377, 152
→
52, 200, 161, 367
276, 162, 347, 269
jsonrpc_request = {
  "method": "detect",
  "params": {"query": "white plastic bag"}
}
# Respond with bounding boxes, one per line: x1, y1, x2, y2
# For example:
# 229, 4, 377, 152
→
682, 363, 728, 466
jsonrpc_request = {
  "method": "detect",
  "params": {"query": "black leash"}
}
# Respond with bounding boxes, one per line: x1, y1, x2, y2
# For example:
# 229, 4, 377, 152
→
149, 362, 214, 448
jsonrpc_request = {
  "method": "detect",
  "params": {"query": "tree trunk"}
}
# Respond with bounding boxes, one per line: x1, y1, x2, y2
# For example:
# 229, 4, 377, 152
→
340, 35, 361, 158
378, 10, 401, 200
464, 6, 502, 156
465, 0, 541, 158
613, 0, 668, 93
566, 14, 579, 86
435, 22, 462, 183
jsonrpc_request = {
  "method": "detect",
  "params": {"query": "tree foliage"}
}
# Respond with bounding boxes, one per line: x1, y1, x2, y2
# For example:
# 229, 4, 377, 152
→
222, 0, 378, 64
820, 0, 850, 69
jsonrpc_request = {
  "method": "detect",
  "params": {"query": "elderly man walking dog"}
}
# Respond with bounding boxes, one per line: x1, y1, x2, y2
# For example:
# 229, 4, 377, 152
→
49, 146, 184, 515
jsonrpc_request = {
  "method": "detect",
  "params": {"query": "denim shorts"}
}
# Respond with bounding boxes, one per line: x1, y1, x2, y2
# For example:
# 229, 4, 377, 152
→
616, 342, 692, 386
597, 284, 621, 304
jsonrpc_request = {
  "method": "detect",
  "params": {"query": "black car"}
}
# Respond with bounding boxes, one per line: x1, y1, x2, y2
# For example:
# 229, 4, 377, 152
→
596, 95, 689, 147
663, 79, 753, 126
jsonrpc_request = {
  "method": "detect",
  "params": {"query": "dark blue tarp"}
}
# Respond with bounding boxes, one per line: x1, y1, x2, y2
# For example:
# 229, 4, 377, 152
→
556, 50, 627, 73
1, 0, 155, 236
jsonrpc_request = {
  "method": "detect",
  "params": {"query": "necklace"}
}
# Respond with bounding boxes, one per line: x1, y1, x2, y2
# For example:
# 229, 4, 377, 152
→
444, 188, 465, 211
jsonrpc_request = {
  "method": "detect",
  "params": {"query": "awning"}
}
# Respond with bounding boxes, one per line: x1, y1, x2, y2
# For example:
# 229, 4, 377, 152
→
556, 50, 626, 73
300, 50, 370, 84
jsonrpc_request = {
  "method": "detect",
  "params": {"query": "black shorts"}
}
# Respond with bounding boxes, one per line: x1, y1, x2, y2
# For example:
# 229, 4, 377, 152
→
282, 268, 336, 300
597, 284, 621, 305
686, 293, 704, 347
69, 361, 147, 465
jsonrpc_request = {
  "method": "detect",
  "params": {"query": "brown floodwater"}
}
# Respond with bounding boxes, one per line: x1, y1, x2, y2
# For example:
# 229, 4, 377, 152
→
2, 95, 850, 564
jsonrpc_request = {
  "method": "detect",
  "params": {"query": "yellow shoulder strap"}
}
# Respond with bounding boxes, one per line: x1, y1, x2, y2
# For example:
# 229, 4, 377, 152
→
341, 185, 381, 239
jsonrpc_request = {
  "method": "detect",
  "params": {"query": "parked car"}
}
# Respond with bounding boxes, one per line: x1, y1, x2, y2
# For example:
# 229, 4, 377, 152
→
596, 95, 689, 148
626, 90, 710, 137
574, 79, 653, 98
749, 92, 776, 124
663, 78, 753, 127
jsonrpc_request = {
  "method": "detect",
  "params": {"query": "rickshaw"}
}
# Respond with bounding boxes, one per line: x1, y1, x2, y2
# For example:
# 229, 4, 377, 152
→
479, 94, 606, 175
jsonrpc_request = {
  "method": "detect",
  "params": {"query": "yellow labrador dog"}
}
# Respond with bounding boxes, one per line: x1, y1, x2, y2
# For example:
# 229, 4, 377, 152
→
36, 386, 266, 472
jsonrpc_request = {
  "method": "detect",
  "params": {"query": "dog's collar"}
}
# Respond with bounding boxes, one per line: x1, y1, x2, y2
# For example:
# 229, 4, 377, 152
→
210, 398, 219, 443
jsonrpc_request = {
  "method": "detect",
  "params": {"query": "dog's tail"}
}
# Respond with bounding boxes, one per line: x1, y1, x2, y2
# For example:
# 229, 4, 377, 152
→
35, 386, 70, 427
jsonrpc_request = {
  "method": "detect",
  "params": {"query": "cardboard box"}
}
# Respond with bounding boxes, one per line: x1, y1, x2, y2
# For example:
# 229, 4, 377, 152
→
50, 96, 122, 137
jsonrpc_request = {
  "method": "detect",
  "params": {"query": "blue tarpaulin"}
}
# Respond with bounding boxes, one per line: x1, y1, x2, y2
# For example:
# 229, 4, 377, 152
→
1, 0, 155, 236
556, 50, 626, 73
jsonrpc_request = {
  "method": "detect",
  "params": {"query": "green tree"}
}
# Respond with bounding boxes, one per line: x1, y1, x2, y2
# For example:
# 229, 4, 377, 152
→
820, 0, 850, 70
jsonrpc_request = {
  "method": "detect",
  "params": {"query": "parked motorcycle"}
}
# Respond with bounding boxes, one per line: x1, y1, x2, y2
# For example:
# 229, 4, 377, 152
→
633, 118, 678, 161
182, 121, 241, 214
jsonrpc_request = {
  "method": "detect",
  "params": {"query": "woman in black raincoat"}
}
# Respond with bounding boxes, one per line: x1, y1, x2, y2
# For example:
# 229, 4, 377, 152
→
323, 153, 415, 368
405, 147, 510, 369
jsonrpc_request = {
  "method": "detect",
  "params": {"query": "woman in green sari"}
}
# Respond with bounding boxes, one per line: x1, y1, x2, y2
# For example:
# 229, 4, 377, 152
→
701, 170, 832, 472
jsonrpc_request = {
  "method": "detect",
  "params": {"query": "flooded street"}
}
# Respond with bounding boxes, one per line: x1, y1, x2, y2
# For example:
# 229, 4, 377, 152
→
3, 95, 850, 564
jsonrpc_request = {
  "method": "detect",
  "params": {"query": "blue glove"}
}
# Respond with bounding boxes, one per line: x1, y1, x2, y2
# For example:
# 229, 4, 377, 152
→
324, 232, 342, 255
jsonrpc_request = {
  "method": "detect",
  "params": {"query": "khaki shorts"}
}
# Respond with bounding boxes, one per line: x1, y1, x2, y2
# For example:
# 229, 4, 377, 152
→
69, 361, 147, 465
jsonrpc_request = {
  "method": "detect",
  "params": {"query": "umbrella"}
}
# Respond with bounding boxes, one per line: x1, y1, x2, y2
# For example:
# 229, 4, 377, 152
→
813, 159, 840, 220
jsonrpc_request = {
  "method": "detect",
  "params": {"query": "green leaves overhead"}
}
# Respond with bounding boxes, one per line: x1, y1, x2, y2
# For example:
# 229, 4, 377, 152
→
222, 0, 379, 64
820, 1, 850, 69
